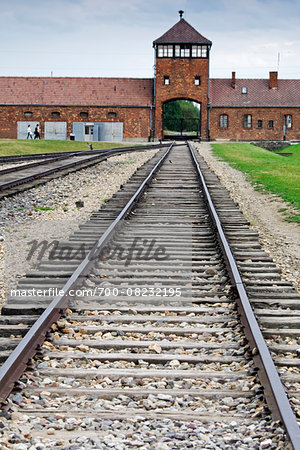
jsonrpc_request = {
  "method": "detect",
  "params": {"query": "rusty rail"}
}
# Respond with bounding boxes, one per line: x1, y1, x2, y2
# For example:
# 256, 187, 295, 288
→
0, 142, 174, 402
188, 141, 300, 450
0, 143, 170, 164
0, 144, 169, 195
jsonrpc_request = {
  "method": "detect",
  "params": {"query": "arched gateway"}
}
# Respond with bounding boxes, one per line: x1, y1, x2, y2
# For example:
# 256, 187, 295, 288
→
1, 12, 298, 142
153, 12, 212, 140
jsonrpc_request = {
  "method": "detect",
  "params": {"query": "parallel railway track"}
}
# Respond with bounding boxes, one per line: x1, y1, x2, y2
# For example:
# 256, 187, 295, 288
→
0, 142, 299, 448
0, 143, 167, 199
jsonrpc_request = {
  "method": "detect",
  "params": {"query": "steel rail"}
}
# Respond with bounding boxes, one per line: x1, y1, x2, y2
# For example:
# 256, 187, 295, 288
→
0, 154, 71, 176
0, 146, 153, 193
0, 153, 108, 192
0, 144, 170, 195
0, 143, 170, 164
0, 141, 174, 403
187, 141, 300, 450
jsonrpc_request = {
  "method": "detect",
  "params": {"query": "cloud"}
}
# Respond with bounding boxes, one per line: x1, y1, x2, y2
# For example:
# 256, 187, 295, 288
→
0, 0, 299, 78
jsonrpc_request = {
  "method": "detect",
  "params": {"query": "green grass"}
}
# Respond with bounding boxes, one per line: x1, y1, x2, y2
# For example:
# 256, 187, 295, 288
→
0, 139, 130, 157
34, 206, 54, 212
211, 142, 300, 223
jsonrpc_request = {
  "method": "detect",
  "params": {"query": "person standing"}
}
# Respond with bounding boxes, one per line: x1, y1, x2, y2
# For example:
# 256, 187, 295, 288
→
34, 124, 40, 139
27, 125, 33, 139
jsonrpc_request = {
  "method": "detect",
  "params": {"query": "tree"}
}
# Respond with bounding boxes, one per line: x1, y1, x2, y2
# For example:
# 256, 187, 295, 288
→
163, 100, 200, 133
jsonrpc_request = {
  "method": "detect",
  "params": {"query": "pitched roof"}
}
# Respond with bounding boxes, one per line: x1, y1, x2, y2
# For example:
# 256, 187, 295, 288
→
0, 77, 154, 106
153, 18, 212, 45
210, 78, 300, 107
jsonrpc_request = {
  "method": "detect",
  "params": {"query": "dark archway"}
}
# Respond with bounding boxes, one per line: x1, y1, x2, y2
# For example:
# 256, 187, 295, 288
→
162, 99, 201, 140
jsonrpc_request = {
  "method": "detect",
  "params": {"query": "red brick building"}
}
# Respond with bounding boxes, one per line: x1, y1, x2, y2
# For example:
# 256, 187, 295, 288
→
0, 13, 299, 142
210, 72, 300, 141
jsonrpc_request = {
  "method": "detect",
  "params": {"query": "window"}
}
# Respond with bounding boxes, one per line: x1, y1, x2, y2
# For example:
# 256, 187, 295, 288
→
268, 120, 274, 129
192, 45, 207, 58
85, 125, 93, 136
157, 43, 208, 58
108, 111, 117, 118
257, 120, 263, 129
284, 114, 292, 128
24, 111, 33, 118
164, 76, 170, 85
51, 111, 60, 118
194, 76, 201, 86
157, 45, 173, 57
243, 114, 252, 128
241, 87, 248, 94
220, 114, 228, 129
167, 45, 173, 57
80, 112, 88, 119
180, 45, 190, 57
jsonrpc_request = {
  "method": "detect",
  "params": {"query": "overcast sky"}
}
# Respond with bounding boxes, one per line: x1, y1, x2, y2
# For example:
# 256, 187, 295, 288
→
0, 0, 299, 79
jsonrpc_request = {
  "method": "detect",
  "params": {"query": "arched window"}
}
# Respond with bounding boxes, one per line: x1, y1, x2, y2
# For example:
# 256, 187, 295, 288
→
51, 111, 60, 118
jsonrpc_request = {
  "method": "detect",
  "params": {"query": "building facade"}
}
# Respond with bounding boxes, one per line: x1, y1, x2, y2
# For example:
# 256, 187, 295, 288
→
0, 13, 299, 142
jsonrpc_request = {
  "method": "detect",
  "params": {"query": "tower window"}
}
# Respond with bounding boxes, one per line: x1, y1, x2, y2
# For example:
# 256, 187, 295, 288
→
157, 44, 208, 59
243, 114, 252, 128
257, 120, 263, 129
192, 45, 207, 58
157, 45, 173, 57
181, 45, 190, 57
220, 114, 228, 128
268, 120, 274, 129
194, 76, 201, 86
164, 76, 170, 85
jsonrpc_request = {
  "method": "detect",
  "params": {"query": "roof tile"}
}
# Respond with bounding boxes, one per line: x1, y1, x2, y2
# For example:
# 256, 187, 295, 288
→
153, 19, 212, 45
0, 77, 154, 106
210, 78, 300, 107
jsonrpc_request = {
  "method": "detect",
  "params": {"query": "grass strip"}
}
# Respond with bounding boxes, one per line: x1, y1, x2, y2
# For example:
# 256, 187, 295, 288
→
0, 139, 129, 157
211, 142, 300, 223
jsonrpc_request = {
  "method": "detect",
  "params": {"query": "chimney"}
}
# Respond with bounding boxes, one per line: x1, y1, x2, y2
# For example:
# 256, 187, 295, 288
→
269, 71, 278, 89
231, 71, 236, 89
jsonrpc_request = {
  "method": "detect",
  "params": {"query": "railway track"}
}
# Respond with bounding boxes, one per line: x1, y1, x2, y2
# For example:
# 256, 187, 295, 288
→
0, 144, 167, 164
0, 143, 167, 199
0, 142, 299, 448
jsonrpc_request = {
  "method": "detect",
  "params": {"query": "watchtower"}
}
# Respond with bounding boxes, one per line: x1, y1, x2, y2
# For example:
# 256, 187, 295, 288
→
153, 11, 212, 139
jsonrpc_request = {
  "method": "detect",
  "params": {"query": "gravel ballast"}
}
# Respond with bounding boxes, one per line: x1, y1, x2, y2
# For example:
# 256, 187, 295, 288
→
0, 149, 159, 305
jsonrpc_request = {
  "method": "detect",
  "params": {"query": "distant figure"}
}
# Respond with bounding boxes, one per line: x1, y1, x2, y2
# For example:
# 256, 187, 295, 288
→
88, 143, 93, 150
27, 125, 33, 139
34, 124, 40, 139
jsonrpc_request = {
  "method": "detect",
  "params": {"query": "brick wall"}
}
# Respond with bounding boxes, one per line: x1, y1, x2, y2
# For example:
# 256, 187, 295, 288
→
154, 58, 209, 139
0, 105, 152, 140
210, 107, 300, 141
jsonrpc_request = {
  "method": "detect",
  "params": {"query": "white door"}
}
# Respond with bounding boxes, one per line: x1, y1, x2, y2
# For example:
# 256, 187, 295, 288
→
84, 124, 94, 141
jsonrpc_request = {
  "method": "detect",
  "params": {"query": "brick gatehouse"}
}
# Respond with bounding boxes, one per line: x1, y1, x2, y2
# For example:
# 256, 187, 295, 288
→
0, 12, 299, 142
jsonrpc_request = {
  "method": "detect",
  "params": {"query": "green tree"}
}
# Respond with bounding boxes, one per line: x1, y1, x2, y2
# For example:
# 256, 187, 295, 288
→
163, 100, 200, 133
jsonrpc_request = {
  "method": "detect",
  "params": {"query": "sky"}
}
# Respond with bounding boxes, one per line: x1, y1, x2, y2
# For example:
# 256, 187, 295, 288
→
0, 0, 299, 80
